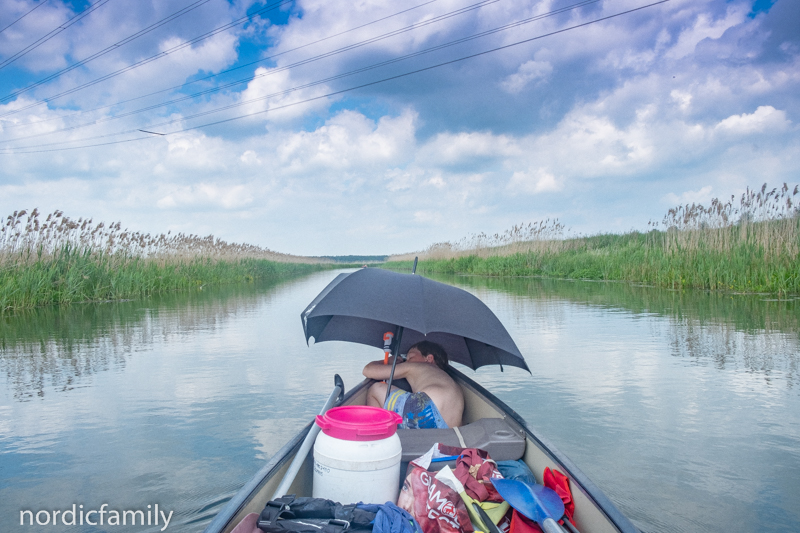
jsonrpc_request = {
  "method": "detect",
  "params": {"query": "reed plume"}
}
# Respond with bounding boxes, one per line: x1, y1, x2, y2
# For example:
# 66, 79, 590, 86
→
0, 210, 325, 312
389, 183, 800, 296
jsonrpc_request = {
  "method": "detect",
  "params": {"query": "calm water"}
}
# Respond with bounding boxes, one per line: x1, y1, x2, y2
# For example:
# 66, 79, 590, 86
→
1, 271, 799, 532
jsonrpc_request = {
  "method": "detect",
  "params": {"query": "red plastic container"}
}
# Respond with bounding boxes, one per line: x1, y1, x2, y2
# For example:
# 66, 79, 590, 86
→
315, 406, 402, 441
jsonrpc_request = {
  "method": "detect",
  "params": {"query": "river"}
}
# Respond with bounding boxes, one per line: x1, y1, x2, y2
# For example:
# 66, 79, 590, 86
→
1, 270, 799, 532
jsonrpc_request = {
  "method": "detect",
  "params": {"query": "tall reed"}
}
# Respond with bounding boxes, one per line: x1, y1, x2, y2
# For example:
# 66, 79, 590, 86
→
1, 209, 326, 312
387, 183, 800, 295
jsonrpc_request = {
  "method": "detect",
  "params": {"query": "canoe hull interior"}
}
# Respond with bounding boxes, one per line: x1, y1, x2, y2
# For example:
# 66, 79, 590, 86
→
204, 369, 639, 533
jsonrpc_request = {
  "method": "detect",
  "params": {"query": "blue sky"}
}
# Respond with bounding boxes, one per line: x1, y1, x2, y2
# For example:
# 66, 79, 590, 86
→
0, 0, 798, 255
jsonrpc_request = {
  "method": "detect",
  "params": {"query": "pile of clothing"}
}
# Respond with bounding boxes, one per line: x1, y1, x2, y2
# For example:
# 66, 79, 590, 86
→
396, 444, 575, 533
233, 445, 575, 533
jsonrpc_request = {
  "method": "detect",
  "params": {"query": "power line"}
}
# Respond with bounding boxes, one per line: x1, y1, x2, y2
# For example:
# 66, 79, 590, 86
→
0, 0, 51, 35
2, 0, 500, 142
0, 0, 615, 147
0, 0, 440, 132
0, 0, 294, 112
0, 0, 671, 155
0, 0, 215, 102
0, 0, 116, 71
0, 0, 610, 148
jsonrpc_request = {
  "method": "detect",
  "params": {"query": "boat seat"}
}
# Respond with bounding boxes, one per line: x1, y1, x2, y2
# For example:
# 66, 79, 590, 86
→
397, 417, 525, 462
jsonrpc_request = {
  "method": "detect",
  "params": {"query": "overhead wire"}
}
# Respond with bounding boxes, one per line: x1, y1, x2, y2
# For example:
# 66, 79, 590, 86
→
0, 0, 614, 148
0, 0, 440, 132
0, 0, 52, 35
1, 0, 500, 143
0, 0, 216, 103
0, 0, 648, 149
0, 0, 294, 115
0, 0, 671, 155
0, 0, 116, 71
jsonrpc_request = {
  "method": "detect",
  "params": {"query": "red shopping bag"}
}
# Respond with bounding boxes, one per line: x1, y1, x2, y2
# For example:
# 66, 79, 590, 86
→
398, 463, 474, 533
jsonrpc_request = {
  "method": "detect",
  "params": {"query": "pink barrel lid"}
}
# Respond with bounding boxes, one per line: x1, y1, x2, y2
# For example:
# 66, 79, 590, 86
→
316, 406, 403, 441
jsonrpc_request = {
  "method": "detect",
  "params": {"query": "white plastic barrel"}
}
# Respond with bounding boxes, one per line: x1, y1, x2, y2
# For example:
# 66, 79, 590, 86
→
313, 405, 403, 504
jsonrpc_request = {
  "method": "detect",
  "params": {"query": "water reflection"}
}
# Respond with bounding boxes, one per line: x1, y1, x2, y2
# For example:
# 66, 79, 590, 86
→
0, 280, 290, 401
2, 271, 799, 533
427, 274, 800, 391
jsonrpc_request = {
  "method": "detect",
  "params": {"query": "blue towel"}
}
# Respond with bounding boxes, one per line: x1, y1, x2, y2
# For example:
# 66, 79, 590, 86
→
358, 502, 423, 533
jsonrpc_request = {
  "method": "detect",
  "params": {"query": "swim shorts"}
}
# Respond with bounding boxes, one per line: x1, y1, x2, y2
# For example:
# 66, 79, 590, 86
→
384, 390, 449, 429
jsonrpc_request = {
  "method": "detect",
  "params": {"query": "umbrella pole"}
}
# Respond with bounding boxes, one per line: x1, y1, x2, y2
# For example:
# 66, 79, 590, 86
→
383, 256, 417, 404
383, 326, 404, 405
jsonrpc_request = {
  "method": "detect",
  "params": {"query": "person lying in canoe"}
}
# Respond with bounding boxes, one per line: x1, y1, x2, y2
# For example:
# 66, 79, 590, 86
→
363, 340, 464, 429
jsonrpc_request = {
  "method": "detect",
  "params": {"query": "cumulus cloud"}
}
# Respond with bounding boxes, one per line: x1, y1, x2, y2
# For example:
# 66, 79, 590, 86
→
508, 168, 562, 194
663, 186, 714, 206
417, 131, 518, 171
715, 106, 790, 135
276, 109, 417, 173
156, 183, 253, 210
500, 60, 553, 93
238, 67, 332, 123
664, 3, 749, 60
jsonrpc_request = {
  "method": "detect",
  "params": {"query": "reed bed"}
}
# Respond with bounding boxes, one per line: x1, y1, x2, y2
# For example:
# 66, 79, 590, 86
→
1, 209, 326, 312
388, 183, 800, 295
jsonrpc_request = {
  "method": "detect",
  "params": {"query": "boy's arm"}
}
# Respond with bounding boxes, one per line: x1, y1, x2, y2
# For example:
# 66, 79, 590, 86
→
362, 358, 418, 380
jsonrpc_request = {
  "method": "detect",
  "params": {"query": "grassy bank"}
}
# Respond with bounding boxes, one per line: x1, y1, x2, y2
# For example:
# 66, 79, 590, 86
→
1, 210, 325, 312
388, 184, 800, 296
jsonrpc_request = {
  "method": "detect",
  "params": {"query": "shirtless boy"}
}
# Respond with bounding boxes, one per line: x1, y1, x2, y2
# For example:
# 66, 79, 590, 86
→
363, 341, 464, 428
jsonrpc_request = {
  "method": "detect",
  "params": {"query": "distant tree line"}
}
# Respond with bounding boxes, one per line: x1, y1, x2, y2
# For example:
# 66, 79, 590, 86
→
321, 255, 388, 263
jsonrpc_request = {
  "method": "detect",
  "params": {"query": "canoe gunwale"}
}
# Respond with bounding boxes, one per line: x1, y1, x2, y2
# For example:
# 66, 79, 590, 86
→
450, 367, 640, 533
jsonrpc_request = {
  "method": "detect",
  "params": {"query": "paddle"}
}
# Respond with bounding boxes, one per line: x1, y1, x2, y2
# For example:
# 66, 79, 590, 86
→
491, 478, 570, 533
272, 374, 345, 499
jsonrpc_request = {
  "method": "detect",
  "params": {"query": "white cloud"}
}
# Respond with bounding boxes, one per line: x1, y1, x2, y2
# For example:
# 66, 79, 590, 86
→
662, 186, 714, 206
508, 168, 562, 194
500, 60, 553, 93
156, 183, 253, 210
715, 106, 791, 135
418, 131, 518, 167
384, 167, 422, 192
276, 109, 417, 173
238, 67, 332, 123
670, 90, 693, 111
665, 4, 749, 60
240, 150, 261, 165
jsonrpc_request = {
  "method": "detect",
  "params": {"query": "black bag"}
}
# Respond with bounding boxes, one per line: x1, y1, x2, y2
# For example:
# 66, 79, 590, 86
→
258, 496, 376, 533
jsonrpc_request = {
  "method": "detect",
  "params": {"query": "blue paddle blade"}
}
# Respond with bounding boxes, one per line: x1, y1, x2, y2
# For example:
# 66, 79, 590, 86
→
492, 477, 565, 524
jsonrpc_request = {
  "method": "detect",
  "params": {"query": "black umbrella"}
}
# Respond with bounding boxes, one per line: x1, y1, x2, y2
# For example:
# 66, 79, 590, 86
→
301, 268, 529, 372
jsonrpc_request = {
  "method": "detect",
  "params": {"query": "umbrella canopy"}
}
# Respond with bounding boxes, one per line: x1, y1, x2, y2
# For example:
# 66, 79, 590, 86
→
301, 268, 530, 372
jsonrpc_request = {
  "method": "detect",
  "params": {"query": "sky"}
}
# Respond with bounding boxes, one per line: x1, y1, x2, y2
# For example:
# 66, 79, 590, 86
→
0, 0, 798, 256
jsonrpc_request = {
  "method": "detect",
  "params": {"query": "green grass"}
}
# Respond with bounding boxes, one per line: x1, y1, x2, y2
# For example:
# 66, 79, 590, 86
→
386, 222, 800, 296
0, 209, 329, 312
0, 247, 323, 312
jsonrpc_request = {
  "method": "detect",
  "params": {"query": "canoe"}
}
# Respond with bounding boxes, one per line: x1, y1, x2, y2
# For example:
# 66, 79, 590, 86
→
203, 367, 640, 533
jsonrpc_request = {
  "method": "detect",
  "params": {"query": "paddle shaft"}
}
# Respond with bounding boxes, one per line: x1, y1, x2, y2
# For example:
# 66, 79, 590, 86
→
561, 519, 580, 533
541, 517, 564, 533
272, 375, 344, 499
472, 503, 502, 533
